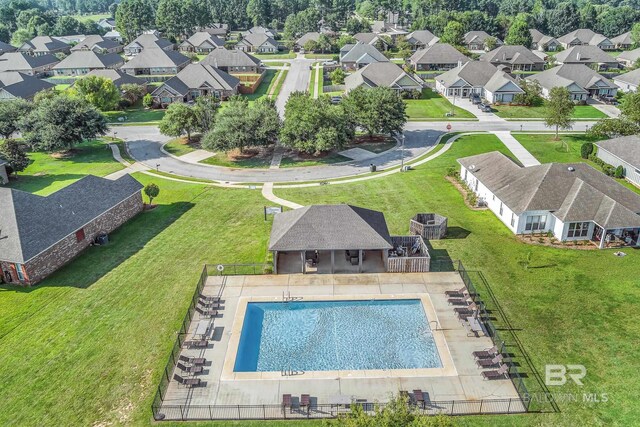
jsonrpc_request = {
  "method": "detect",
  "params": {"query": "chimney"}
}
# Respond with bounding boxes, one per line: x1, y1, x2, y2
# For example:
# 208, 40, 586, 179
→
577, 52, 581, 61
458, 60, 463, 69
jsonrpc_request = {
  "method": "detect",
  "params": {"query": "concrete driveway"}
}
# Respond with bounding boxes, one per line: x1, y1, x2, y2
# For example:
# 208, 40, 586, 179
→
275, 54, 313, 117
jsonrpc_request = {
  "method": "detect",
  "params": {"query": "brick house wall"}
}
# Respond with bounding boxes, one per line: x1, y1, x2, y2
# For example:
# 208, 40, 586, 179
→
0, 192, 143, 286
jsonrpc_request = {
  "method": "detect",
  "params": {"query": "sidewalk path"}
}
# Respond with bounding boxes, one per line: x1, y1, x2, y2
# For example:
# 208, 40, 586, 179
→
491, 131, 540, 167
261, 182, 302, 209
178, 149, 215, 163
106, 143, 150, 180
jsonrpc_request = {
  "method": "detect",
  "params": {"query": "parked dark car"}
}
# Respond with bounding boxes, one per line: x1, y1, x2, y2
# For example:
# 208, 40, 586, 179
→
330, 96, 342, 104
478, 103, 492, 112
600, 94, 618, 105
470, 94, 481, 104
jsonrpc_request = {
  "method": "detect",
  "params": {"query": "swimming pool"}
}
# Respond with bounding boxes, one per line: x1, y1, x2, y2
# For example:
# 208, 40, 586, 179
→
233, 299, 442, 372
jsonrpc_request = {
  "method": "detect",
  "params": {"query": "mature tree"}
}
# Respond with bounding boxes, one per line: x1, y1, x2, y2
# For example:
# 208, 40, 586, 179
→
156, 0, 190, 40
513, 80, 542, 106
330, 68, 346, 84
336, 34, 356, 48
0, 139, 29, 177
304, 39, 319, 52
158, 103, 199, 142
0, 99, 32, 138
109, 2, 118, 18
248, 98, 281, 147
246, 0, 271, 26
440, 21, 464, 47
11, 28, 32, 45
317, 34, 332, 53
144, 183, 160, 204
587, 119, 640, 139
52, 16, 83, 36
632, 23, 640, 48
120, 83, 147, 105
345, 17, 370, 35
0, 23, 10, 43
115, 0, 155, 43
504, 14, 532, 47
71, 75, 120, 111
619, 91, 640, 125
544, 87, 574, 140
280, 91, 352, 154
483, 36, 498, 51
192, 95, 219, 133
342, 87, 407, 138
20, 95, 108, 152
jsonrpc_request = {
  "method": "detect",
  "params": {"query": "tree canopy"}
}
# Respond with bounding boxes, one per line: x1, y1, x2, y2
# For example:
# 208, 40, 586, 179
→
544, 87, 574, 140
71, 75, 120, 111
341, 87, 407, 138
158, 103, 199, 142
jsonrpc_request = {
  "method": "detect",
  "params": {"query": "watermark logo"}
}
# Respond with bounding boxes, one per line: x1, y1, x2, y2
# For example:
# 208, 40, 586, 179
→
545, 364, 586, 386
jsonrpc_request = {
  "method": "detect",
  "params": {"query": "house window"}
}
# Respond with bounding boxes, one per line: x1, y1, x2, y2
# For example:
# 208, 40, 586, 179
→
76, 228, 86, 242
492, 194, 495, 201
567, 222, 590, 238
14, 264, 25, 281
525, 215, 547, 231
510, 213, 515, 227
499, 203, 503, 216
464, 169, 467, 180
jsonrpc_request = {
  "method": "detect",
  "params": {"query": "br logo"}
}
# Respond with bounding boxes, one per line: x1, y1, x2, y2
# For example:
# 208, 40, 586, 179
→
545, 365, 586, 386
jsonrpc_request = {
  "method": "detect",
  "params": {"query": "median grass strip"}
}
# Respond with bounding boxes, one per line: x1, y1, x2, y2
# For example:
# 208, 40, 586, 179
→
270, 68, 288, 99
163, 137, 201, 157
199, 149, 272, 168
493, 104, 608, 119
254, 52, 296, 60
6, 139, 123, 195
309, 65, 317, 96
405, 89, 476, 120
103, 107, 165, 124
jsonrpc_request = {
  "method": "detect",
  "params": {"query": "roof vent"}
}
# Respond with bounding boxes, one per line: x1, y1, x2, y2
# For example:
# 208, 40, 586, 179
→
567, 166, 575, 172
469, 164, 476, 170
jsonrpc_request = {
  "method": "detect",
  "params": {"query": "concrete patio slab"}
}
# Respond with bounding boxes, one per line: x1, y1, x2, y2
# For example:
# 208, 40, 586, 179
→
338, 147, 378, 161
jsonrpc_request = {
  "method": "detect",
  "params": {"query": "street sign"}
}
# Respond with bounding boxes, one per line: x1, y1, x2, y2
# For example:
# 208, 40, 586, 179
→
264, 206, 283, 220
446, 123, 452, 131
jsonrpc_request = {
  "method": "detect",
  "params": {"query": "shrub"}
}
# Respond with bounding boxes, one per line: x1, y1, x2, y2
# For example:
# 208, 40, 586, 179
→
118, 99, 132, 109
143, 93, 153, 108
602, 164, 616, 176
580, 142, 594, 159
446, 166, 459, 177
614, 165, 624, 179
466, 192, 477, 206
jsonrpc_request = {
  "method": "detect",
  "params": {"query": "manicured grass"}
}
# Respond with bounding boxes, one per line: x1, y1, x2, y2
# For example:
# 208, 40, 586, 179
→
309, 65, 317, 95
6, 139, 123, 195
270, 69, 288, 99
55, 84, 70, 91
493, 104, 608, 119
104, 107, 165, 124
276, 133, 640, 426
264, 61, 287, 67
243, 69, 277, 102
199, 150, 272, 168
163, 137, 200, 157
316, 65, 323, 96
304, 53, 335, 60
69, 13, 110, 22
280, 152, 350, 168
405, 89, 476, 120
254, 52, 296, 60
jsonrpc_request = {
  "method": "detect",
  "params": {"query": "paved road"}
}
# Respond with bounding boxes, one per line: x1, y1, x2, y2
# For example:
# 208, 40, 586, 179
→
119, 120, 599, 184
275, 55, 313, 117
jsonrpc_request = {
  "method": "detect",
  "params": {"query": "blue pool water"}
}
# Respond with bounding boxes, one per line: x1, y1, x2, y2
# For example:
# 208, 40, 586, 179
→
233, 299, 442, 372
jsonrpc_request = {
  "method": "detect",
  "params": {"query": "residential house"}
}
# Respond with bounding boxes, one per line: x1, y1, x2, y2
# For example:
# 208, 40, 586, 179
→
611, 32, 633, 50
339, 42, 389, 70
151, 63, 239, 105
557, 29, 614, 50
554, 45, 620, 70
52, 51, 124, 76
435, 61, 523, 103
242, 26, 277, 39
53, 34, 86, 44
18, 36, 69, 56
201, 24, 228, 38
104, 30, 123, 44
464, 31, 502, 51
295, 32, 321, 50
71, 35, 123, 54
97, 18, 117, 31
405, 30, 439, 51
0, 174, 143, 286
353, 33, 389, 49
0, 71, 54, 100
529, 29, 560, 51
616, 48, 640, 68
458, 151, 640, 248
200, 47, 262, 74
371, 20, 408, 41
235, 33, 278, 53
0, 41, 16, 54
0, 52, 59, 76
121, 49, 191, 76
345, 62, 422, 93
124, 34, 174, 56
527, 64, 616, 101
614, 68, 640, 92
0, 159, 8, 184
85, 69, 146, 88
480, 45, 546, 71
179, 32, 225, 54
595, 136, 640, 187
409, 43, 469, 71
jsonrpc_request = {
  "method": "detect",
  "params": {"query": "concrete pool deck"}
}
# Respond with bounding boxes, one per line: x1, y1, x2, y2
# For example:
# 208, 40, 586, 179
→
161, 272, 521, 410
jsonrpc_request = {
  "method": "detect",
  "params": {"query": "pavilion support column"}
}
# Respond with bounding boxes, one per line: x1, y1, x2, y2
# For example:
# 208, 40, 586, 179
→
273, 251, 278, 275
330, 251, 335, 274
382, 249, 389, 272
599, 229, 607, 249
358, 250, 363, 273
301, 251, 306, 274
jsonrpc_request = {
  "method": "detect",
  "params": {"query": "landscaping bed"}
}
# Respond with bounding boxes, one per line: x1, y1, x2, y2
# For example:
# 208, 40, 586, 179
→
199, 147, 273, 168
492, 104, 607, 119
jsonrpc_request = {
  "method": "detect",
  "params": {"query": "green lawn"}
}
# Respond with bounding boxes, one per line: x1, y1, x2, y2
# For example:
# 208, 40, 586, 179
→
69, 13, 110, 22
280, 152, 350, 168
308, 65, 317, 95
304, 53, 335, 60
493, 104, 608, 119
254, 52, 296, 60
277, 133, 640, 426
405, 89, 476, 120
104, 107, 166, 124
270, 69, 288, 99
55, 84, 70, 91
199, 150, 272, 168
316, 66, 323, 96
243, 69, 277, 102
7, 139, 123, 195
163, 137, 200, 157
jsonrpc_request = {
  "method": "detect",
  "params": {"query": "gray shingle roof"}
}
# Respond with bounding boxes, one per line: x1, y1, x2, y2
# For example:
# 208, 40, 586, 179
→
154, 63, 239, 96
296, 32, 321, 46
0, 174, 142, 263
345, 62, 420, 91
464, 31, 501, 45
354, 33, 379, 45
200, 47, 260, 68
0, 41, 16, 54
406, 30, 439, 47
126, 34, 173, 51
182, 32, 225, 49
0, 71, 54, 99
20, 36, 68, 53
0, 52, 59, 72
554, 45, 619, 65
527, 64, 615, 92
340, 42, 388, 64
53, 51, 123, 70
269, 205, 393, 251
617, 48, 640, 64
480, 45, 545, 66
239, 33, 277, 48
121, 49, 190, 70
557, 29, 610, 46
595, 135, 640, 169
71, 35, 121, 52
410, 43, 469, 65
437, 61, 520, 93
614, 68, 640, 86
85, 69, 145, 87
458, 151, 640, 228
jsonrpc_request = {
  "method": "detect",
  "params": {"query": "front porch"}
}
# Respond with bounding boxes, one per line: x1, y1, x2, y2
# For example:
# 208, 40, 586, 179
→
592, 225, 640, 249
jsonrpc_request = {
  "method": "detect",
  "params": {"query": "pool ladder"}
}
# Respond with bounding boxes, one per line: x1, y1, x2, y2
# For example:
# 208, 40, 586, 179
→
430, 320, 441, 331
282, 291, 291, 302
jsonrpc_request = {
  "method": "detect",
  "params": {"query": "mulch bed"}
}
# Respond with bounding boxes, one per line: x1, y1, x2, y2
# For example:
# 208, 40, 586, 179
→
445, 176, 487, 211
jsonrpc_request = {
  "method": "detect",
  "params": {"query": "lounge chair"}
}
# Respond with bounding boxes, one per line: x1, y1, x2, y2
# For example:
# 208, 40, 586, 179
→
199, 294, 220, 303
198, 298, 220, 309
300, 394, 310, 409
413, 389, 425, 407
183, 339, 208, 349
476, 354, 503, 368
177, 362, 203, 375
473, 346, 499, 360
174, 373, 201, 387
482, 364, 509, 380
282, 394, 292, 413
179, 355, 206, 365
196, 306, 218, 317
448, 296, 472, 305
445, 287, 467, 297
